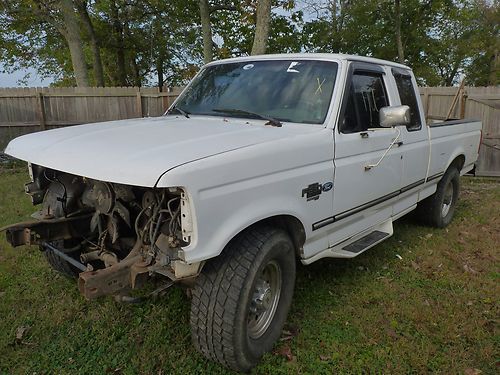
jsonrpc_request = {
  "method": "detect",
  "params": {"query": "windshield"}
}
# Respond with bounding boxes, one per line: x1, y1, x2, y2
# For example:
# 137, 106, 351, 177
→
172, 60, 338, 124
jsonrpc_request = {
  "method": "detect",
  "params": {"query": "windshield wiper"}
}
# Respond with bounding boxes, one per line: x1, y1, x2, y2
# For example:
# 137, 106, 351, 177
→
167, 105, 190, 118
212, 108, 282, 127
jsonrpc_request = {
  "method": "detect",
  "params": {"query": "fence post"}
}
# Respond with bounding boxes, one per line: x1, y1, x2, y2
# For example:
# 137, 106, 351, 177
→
446, 79, 466, 120
36, 92, 46, 130
460, 88, 467, 119
423, 89, 430, 122
162, 91, 169, 113
136, 92, 143, 118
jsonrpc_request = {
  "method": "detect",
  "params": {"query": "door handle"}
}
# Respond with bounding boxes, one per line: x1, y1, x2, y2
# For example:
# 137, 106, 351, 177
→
365, 127, 402, 171
396, 141, 403, 147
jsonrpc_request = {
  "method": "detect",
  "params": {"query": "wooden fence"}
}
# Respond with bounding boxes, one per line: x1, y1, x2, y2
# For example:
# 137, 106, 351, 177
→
0, 85, 498, 176
0, 86, 182, 150
419, 86, 499, 177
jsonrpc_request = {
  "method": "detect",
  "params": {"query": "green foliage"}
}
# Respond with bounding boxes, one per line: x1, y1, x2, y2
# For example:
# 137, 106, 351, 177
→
300, 0, 498, 86
0, 170, 498, 373
0, 0, 497, 87
0, 1, 68, 84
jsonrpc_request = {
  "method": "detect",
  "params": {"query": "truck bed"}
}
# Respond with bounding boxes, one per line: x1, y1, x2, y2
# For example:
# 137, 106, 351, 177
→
428, 119, 482, 177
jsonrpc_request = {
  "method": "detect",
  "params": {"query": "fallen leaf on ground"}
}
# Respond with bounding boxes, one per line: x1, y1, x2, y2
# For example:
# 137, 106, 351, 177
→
282, 325, 299, 337
463, 264, 478, 274
464, 369, 482, 375
105, 367, 122, 374
319, 354, 330, 361
275, 345, 294, 361
15, 326, 29, 343
386, 328, 399, 339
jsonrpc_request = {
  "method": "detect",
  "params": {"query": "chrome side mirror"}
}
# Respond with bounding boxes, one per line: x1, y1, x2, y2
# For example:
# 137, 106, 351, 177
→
379, 105, 410, 128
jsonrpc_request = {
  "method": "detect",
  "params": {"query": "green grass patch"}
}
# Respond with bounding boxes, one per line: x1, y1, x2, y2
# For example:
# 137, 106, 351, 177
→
0, 168, 498, 374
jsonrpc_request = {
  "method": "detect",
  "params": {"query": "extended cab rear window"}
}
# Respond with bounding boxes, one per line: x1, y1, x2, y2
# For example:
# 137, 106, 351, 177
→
392, 70, 422, 131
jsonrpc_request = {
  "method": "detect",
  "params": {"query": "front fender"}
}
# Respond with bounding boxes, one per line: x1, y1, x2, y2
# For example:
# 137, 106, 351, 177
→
156, 129, 335, 264
180, 194, 308, 263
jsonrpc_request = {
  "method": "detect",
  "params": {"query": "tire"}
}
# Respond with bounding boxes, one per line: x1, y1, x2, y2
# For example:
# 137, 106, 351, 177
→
416, 167, 460, 228
41, 240, 81, 278
190, 226, 296, 372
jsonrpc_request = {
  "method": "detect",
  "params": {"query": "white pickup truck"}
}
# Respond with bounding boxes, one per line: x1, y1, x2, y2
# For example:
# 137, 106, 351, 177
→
3, 54, 481, 371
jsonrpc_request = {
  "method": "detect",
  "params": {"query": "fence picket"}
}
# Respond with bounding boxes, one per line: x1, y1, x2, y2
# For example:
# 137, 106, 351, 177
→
0, 86, 498, 176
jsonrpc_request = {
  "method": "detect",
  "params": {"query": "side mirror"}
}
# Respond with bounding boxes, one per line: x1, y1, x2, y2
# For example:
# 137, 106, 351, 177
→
379, 105, 410, 128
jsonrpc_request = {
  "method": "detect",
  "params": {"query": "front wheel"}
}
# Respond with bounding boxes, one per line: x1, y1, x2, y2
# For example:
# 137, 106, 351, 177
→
41, 240, 82, 278
416, 167, 460, 228
190, 227, 296, 372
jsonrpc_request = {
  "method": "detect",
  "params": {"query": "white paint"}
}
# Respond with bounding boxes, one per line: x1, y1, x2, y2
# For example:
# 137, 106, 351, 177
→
4, 54, 482, 265
5, 116, 319, 187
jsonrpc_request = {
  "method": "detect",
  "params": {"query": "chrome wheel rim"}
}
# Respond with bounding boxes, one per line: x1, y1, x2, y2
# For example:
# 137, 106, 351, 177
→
247, 260, 282, 339
441, 182, 454, 217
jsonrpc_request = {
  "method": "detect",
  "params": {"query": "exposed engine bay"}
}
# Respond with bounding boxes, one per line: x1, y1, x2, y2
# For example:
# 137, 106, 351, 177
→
4, 163, 199, 299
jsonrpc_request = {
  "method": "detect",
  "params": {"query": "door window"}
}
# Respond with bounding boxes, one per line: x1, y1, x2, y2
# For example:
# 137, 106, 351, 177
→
341, 72, 389, 133
393, 72, 422, 131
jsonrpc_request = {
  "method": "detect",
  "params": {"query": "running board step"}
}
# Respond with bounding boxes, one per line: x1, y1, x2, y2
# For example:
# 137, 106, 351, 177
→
342, 230, 390, 253
301, 220, 394, 264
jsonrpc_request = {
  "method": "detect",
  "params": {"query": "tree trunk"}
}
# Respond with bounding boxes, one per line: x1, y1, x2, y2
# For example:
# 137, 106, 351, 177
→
75, 0, 104, 86
489, 49, 499, 86
58, 0, 89, 86
123, 20, 141, 87
157, 57, 164, 91
110, 0, 127, 86
199, 0, 213, 63
395, 0, 404, 64
444, 61, 460, 86
251, 0, 272, 55
131, 56, 141, 87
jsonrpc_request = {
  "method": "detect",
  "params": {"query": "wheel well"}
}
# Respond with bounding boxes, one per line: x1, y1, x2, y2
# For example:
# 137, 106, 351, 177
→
232, 215, 306, 258
449, 154, 465, 172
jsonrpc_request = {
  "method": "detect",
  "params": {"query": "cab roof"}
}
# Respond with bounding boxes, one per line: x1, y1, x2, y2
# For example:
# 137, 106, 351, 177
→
205, 53, 411, 72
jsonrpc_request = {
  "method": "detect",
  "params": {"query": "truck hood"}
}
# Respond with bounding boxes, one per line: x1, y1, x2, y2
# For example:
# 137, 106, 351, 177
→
5, 116, 318, 187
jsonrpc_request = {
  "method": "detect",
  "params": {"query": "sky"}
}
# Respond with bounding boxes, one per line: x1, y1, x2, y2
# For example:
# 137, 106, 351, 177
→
0, 1, 316, 88
0, 66, 54, 87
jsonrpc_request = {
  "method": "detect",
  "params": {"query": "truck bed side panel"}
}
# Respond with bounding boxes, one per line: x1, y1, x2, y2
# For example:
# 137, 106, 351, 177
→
428, 120, 482, 177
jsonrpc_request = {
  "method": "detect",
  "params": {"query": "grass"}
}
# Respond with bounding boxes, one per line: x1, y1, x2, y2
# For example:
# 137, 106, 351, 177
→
0, 166, 498, 374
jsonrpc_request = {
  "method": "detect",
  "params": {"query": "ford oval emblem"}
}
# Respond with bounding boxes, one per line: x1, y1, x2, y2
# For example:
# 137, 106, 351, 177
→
322, 182, 333, 192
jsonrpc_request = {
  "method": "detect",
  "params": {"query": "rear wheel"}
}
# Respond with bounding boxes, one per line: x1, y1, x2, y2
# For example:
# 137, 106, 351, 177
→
416, 167, 460, 228
190, 226, 296, 372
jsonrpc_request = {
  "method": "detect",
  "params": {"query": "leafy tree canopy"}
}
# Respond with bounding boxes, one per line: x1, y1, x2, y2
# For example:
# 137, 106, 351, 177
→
0, 0, 497, 87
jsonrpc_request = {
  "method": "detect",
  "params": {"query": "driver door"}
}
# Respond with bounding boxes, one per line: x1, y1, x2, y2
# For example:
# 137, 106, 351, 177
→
328, 63, 403, 246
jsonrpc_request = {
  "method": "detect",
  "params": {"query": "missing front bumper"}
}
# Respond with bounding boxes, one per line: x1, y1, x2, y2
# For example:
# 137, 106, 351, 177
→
2, 214, 92, 247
